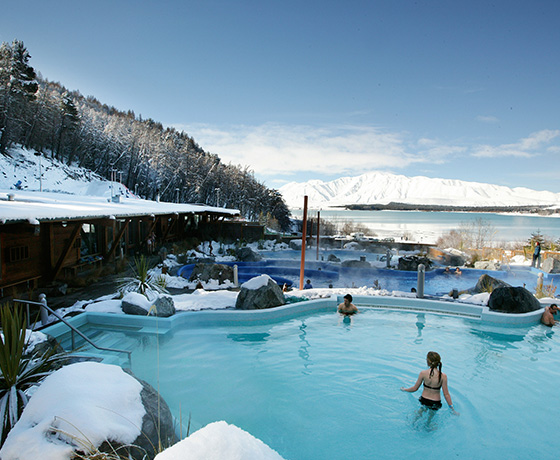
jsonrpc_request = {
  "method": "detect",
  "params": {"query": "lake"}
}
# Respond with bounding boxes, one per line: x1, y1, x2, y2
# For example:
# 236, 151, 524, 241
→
290, 209, 560, 244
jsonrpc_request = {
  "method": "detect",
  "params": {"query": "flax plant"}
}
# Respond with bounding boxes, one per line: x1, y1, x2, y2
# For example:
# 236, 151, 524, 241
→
0, 304, 61, 446
118, 256, 168, 299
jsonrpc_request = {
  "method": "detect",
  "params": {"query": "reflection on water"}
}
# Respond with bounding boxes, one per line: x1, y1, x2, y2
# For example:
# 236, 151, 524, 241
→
298, 321, 312, 373
227, 332, 270, 343
415, 313, 425, 344
470, 329, 527, 346
526, 327, 556, 355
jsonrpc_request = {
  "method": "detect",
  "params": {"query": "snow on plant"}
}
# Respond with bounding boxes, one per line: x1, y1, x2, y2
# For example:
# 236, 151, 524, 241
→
118, 256, 168, 299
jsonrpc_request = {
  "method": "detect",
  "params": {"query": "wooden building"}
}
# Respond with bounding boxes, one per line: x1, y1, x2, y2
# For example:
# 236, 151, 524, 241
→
0, 191, 250, 296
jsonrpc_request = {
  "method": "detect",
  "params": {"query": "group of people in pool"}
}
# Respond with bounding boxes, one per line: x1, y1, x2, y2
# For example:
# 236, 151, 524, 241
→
338, 297, 459, 417
337, 295, 456, 413
444, 266, 462, 275
336, 295, 559, 414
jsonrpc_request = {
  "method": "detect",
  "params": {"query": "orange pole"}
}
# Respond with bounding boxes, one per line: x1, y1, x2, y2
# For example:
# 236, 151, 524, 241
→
316, 211, 320, 260
299, 196, 308, 290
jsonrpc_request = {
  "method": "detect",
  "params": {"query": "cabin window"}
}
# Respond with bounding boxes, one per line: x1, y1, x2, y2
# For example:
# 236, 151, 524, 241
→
8, 246, 29, 263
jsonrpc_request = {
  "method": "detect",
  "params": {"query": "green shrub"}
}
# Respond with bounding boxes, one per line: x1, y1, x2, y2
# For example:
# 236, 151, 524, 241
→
0, 304, 62, 446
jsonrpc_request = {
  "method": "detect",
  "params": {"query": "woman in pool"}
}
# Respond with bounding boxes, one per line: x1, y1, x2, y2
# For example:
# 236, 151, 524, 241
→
401, 351, 456, 413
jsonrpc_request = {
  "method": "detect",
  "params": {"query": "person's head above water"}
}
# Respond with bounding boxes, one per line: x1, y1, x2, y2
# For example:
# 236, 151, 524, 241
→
427, 351, 440, 365
426, 351, 442, 381
344, 294, 353, 302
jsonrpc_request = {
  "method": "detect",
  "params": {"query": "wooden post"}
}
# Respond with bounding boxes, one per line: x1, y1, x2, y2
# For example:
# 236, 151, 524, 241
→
104, 219, 130, 261
299, 196, 308, 290
51, 223, 82, 280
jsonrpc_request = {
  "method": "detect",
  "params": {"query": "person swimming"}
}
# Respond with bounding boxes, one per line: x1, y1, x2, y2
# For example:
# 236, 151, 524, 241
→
337, 294, 359, 315
400, 351, 457, 413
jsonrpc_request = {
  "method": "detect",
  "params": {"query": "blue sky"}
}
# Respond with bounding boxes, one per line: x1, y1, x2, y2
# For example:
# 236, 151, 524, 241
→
2, 0, 559, 192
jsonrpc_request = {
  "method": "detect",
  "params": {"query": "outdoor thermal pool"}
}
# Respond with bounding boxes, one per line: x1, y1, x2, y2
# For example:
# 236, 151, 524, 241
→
181, 253, 560, 296
49, 301, 560, 460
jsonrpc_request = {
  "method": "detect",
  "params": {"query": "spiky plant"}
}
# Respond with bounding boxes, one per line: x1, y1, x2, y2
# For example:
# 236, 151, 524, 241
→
0, 304, 62, 446
118, 256, 168, 299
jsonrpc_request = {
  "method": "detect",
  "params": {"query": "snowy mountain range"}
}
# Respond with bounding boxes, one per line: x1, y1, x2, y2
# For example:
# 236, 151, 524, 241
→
279, 172, 560, 209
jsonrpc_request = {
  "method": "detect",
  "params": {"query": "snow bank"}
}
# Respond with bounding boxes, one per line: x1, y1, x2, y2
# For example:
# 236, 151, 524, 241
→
82, 298, 124, 314
173, 290, 238, 311
0, 362, 145, 460
154, 421, 284, 460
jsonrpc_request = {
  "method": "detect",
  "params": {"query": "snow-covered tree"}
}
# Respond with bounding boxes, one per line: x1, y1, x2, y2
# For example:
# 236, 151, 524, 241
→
0, 40, 38, 154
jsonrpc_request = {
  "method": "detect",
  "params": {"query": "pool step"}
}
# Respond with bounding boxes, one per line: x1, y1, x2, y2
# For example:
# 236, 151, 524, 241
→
70, 350, 129, 367
59, 330, 138, 365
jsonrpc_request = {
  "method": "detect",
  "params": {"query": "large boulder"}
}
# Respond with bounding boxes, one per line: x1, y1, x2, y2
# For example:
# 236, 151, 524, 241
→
474, 260, 501, 270
341, 258, 371, 268
235, 275, 285, 310
189, 263, 234, 284
236, 247, 263, 262
122, 292, 175, 317
488, 286, 541, 313
542, 257, 560, 274
0, 362, 176, 460
466, 274, 510, 294
446, 254, 466, 267
152, 295, 176, 317
123, 370, 178, 460
397, 255, 432, 271
289, 239, 302, 250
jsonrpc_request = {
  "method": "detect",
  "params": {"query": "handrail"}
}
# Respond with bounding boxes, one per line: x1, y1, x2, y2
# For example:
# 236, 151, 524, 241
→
13, 299, 132, 367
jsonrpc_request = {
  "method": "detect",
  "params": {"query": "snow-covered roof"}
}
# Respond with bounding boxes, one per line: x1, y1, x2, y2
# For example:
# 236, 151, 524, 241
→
0, 190, 239, 225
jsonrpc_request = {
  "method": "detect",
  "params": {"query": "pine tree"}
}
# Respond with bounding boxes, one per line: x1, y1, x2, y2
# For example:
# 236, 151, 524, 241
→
0, 40, 38, 154
55, 91, 80, 162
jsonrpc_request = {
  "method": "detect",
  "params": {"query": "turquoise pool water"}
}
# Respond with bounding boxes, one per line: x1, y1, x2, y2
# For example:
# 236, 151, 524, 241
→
83, 308, 560, 460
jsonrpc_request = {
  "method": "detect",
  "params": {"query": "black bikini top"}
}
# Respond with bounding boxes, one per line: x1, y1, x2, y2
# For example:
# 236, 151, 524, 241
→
423, 381, 442, 390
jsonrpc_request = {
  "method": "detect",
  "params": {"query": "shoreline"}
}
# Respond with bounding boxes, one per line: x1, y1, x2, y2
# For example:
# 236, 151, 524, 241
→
290, 203, 560, 215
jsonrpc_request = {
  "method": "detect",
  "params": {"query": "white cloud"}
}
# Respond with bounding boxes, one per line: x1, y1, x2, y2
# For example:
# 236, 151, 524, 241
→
476, 115, 500, 123
171, 123, 559, 184
472, 130, 560, 158
173, 123, 465, 178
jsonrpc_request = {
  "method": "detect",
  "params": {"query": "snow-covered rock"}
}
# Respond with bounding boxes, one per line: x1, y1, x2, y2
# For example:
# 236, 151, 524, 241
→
0, 362, 145, 460
154, 421, 284, 460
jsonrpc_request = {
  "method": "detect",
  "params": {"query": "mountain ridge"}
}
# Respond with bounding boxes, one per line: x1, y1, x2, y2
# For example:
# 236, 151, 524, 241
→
279, 171, 560, 210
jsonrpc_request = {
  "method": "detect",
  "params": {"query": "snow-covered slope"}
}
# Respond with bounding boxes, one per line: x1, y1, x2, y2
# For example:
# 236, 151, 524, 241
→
0, 147, 238, 224
279, 171, 560, 208
0, 146, 129, 197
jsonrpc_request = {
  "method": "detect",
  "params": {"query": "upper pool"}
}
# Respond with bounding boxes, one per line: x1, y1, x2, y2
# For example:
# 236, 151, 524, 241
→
193, 252, 559, 296
46, 298, 559, 460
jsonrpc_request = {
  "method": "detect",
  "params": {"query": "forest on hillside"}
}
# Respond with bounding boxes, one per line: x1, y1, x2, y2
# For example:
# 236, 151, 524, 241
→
0, 39, 291, 231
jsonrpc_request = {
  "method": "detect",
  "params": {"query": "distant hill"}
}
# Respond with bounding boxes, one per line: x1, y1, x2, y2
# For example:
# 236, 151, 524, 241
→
279, 171, 560, 211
